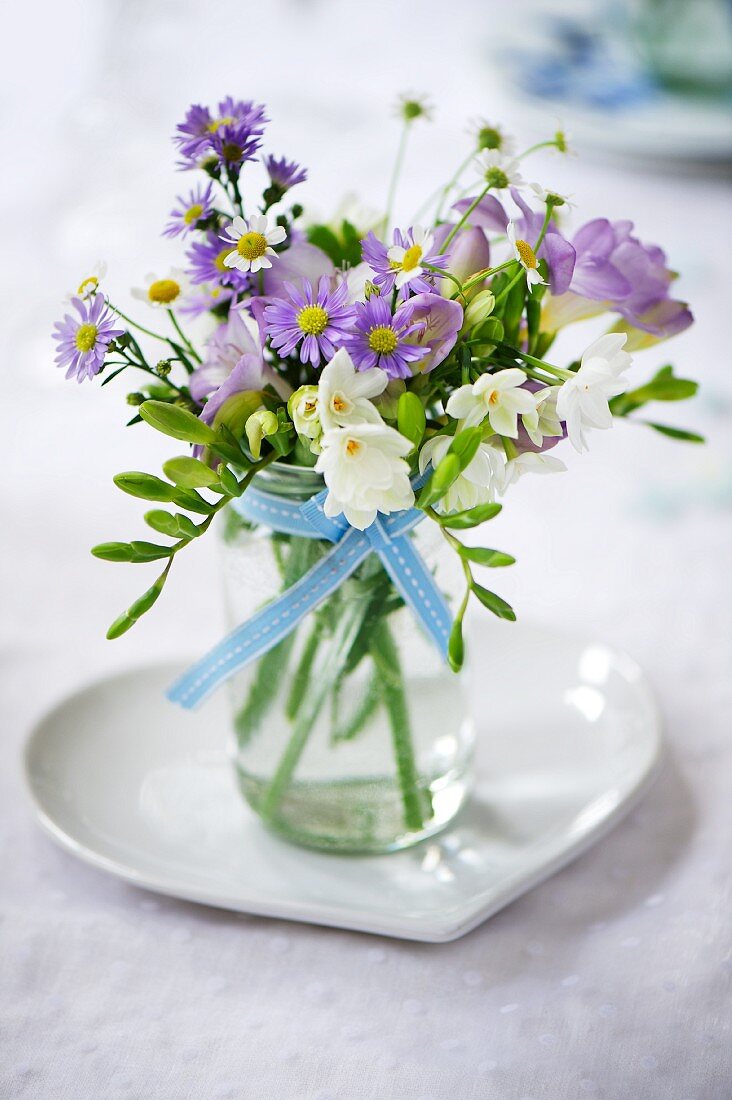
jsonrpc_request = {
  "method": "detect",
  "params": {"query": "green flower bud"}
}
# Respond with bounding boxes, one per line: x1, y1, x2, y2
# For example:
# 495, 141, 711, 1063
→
463, 289, 496, 333
245, 408, 278, 459
126, 392, 145, 406
288, 386, 321, 449
155, 359, 172, 377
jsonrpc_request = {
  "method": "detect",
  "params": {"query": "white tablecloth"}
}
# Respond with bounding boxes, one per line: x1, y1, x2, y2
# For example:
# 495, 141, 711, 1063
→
2, 2, 731, 1097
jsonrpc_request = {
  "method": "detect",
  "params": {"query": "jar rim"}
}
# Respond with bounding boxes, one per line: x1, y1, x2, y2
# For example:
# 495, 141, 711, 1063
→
253, 460, 324, 500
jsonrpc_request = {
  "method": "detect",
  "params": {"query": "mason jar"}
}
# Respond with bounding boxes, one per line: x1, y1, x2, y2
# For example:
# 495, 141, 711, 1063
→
217, 462, 474, 853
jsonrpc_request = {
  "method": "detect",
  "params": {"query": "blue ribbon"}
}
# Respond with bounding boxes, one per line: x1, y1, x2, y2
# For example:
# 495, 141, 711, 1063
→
167, 483, 453, 710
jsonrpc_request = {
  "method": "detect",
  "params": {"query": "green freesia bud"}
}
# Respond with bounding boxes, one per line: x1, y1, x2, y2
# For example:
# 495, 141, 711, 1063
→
245, 409, 278, 459
212, 390, 267, 438
374, 379, 406, 420
288, 386, 322, 452
126, 392, 145, 406
463, 289, 495, 333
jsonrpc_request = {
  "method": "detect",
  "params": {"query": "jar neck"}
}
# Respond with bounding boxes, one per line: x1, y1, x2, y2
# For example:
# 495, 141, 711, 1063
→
252, 461, 324, 502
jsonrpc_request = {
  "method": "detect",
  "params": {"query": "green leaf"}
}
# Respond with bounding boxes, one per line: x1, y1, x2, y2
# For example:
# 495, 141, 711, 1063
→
163, 455, 221, 488
305, 224, 343, 266
417, 453, 461, 509
643, 421, 705, 444
440, 502, 503, 529
459, 546, 515, 567
448, 426, 483, 471
139, 400, 217, 445
610, 365, 698, 416
471, 583, 516, 621
472, 316, 504, 344
113, 472, 176, 502
397, 392, 426, 451
91, 542, 134, 562
448, 615, 465, 672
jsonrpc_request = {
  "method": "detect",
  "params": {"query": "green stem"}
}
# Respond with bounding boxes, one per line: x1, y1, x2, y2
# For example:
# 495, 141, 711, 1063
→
285, 616, 324, 721
167, 310, 201, 363
108, 303, 169, 344
368, 619, 427, 834
442, 184, 490, 250
382, 121, 411, 235
433, 149, 476, 223
259, 597, 368, 823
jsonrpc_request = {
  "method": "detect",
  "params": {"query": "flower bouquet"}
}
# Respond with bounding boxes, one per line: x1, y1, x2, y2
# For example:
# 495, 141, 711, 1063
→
54, 94, 698, 853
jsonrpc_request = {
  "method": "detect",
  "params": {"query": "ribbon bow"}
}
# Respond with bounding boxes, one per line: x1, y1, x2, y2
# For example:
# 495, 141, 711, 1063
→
167, 483, 452, 710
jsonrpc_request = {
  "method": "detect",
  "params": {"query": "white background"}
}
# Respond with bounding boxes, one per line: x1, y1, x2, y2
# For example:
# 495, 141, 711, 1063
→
1, 1, 731, 1097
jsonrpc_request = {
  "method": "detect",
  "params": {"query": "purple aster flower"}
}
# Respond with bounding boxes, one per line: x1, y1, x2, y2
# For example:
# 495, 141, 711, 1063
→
343, 295, 430, 379
185, 228, 251, 295
174, 98, 267, 168
52, 296, 124, 383
263, 154, 308, 192
263, 276, 356, 368
361, 226, 450, 297
163, 182, 214, 238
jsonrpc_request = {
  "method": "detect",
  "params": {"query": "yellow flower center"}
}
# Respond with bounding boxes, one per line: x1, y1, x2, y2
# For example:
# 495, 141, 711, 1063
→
304, 400, 317, 415
206, 115, 234, 133
401, 244, 423, 272
297, 304, 329, 336
215, 247, 234, 273
148, 278, 181, 304
515, 239, 538, 269
346, 438, 362, 457
331, 394, 350, 414
184, 203, 204, 226
237, 232, 268, 261
487, 389, 500, 406
77, 275, 98, 296
75, 323, 98, 352
367, 326, 398, 355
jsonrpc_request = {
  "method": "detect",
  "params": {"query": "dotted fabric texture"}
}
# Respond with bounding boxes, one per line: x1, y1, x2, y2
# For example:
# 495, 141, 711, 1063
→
2, 1, 731, 1097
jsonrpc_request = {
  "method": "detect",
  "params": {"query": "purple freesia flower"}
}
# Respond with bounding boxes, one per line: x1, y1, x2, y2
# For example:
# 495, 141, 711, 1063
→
264, 276, 356, 367
344, 295, 430, 379
264, 154, 307, 192
433, 225, 491, 293
163, 182, 214, 238
361, 226, 450, 296
174, 98, 267, 168
185, 229, 251, 295
190, 309, 264, 402
400, 292, 463, 373
260, 235, 334, 298
53, 296, 124, 383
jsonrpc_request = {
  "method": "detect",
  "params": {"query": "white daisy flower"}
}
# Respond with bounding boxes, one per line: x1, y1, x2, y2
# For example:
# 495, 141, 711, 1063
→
68, 261, 107, 302
506, 221, 546, 292
555, 334, 632, 453
468, 118, 516, 157
475, 150, 526, 192
529, 183, 574, 208
445, 368, 537, 439
221, 214, 287, 274
131, 269, 190, 309
387, 226, 436, 290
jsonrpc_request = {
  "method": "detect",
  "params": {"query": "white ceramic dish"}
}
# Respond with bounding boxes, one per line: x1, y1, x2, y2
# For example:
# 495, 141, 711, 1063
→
23, 625, 661, 942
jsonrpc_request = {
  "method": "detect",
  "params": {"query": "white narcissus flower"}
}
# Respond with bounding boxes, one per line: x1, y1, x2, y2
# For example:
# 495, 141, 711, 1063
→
506, 221, 546, 293
316, 422, 415, 531
446, 368, 537, 438
387, 225, 436, 290
131, 269, 190, 309
502, 451, 566, 490
556, 334, 632, 452
524, 386, 564, 447
317, 347, 387, 431
221, 214, 287, 274
419, 434, 506, 514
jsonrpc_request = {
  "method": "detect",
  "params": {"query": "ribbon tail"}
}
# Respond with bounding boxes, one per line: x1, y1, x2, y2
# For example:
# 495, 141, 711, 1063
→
375, 533, 453, 660
167, 528, 370, 710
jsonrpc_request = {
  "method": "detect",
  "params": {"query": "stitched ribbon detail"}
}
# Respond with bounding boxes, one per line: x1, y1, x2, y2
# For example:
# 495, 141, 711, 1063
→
167, 484, 453, 710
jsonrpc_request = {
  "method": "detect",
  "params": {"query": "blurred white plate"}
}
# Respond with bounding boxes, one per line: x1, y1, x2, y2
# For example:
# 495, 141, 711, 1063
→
23, 626, 661, 942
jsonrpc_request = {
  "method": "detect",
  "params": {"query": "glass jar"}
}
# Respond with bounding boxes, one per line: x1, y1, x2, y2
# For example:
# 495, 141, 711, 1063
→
632, 0, 732, 96
218, 463, 474, 853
